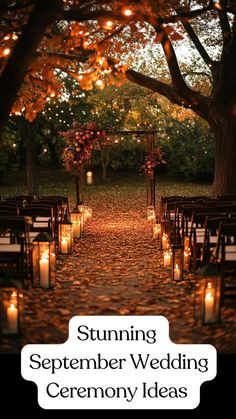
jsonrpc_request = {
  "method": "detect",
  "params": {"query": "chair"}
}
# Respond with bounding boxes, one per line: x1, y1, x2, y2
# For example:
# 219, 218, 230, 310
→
215, 222, 236, 299
0, 216, 30, 286
19, 206, 53, 235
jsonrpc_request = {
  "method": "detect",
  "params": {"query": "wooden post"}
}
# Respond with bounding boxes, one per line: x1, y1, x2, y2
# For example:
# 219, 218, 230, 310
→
146, 132, 156, 208
75, 174, 81, 206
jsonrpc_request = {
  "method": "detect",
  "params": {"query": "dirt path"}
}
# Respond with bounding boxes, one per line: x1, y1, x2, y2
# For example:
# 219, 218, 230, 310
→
1, 185, 236, 352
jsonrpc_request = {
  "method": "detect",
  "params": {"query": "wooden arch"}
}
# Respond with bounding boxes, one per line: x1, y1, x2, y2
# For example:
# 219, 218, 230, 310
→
77, 129, 158, 208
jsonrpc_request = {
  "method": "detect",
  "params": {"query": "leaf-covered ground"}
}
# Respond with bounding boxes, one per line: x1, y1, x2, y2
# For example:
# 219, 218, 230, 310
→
1, 172, 236, 352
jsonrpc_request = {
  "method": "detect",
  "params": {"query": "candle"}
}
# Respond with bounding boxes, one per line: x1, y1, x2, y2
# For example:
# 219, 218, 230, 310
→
184, 250, 191, 270
86, 171, 93, 184
7, 304, 18, 334
39, 253, 49, 287
153, 224, 161, 239
84, 207, 92, 221
162, 234, 168, 249
204, 285, 214, 322
174, 263, 181, 280
61, 238, 68, 254
80, 212, 84, 234
10, 291, 17, 307
164, 251, 171, 268
184, 236, 190, 250
73, 223, 81, 239
147, 206, 156, 221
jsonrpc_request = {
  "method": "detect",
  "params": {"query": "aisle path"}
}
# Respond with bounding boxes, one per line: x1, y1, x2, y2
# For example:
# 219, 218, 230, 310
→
1, 186, 236, 352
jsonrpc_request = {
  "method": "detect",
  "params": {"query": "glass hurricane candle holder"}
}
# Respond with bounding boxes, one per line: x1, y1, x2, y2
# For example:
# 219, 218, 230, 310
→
153, 223, 161, 240
86, 171, 93, 185
0, 276, 23, 335
161, 233, 169, 250
83, 206, 93, 222
184, 248, 191, 271
32, 232, 56, 288
171, 244, 184, 281
58, 217, 73, 254
70, 208, 82, 239
163, 249, 172, 268
194, 264, 221, 324
147, 206, 156, 222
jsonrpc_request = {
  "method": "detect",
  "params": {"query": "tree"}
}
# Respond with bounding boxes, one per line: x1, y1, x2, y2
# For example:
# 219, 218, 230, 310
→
1, 1, 236, 194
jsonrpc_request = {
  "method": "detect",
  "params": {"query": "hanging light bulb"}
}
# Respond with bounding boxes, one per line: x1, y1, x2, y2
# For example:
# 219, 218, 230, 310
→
3, 48, 11, 56
96, 79, 103, 87
105, 20, 113, 29
123, 8, 133, 16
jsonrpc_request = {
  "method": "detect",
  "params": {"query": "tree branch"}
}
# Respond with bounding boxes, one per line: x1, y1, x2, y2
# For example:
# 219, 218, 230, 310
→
217, 4, 232, 64
181, 20, 214, 67
158, 1, 214, 25
0, 0, 63, 138
125, 68, 209, 120
154, 24, 195, 100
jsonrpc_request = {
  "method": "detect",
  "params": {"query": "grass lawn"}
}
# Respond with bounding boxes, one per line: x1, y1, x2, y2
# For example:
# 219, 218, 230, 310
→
0, 169, 212, 203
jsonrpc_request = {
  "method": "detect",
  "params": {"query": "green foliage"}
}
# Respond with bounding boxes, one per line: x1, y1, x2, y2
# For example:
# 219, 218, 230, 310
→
160, 119, 215, 181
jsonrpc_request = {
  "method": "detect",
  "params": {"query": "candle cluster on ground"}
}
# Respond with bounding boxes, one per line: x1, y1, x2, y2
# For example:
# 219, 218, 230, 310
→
32, 232, 56, 289
86, 171, 93, 185
163, 249, 171, 268
150, 204, 221, 324
0, 277, 23, 335
147, 206, 156, 222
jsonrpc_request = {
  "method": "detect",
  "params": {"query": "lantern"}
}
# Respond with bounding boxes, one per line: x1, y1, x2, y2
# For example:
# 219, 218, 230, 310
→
58, 216, 73, 254
86, 171, 93, 185
32, 232, 56, 288
78, 204, 85, 234
153, 222, 161, 241
0, 276, 23, 335
171, 244, 184, 281
161, 220, 170, 250
163, 249, 172, 268
83, 206, 93, 222
194, 264, 221, 324
161, 233, 169, 250
70, 208, 82, 239
147, 206, 156, 222
184, 236, 190, 250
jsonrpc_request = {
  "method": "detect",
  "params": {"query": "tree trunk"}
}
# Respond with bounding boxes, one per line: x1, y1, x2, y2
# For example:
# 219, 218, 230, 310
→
25, 123, 38, 196
0, 0, 63, 140
212, 119, 236, 196
75, 174, 80, 206
101, 147, 111, 179
102, 164, 107, 179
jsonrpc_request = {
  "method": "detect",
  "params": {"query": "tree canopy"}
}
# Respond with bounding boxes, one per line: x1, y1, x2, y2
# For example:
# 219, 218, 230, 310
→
1, 1, 236, 193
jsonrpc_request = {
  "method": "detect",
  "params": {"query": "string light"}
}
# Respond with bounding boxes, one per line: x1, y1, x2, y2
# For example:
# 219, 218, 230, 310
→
123, 8, 133, 16
3, 48, 11, 56
213, 1, 223, 11
96, 79, 103, 87
105, 21, 113, 29
4, 35, 10, 40
12, 33, 18, 40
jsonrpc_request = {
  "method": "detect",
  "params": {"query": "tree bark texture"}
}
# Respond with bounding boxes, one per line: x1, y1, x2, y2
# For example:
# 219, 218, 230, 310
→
211, 119, 236, 196
25, 122, 39, 196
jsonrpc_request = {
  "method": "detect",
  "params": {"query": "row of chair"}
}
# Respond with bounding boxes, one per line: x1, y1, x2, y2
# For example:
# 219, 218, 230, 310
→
158, 195, 236, 298
0, 195, 70, 286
